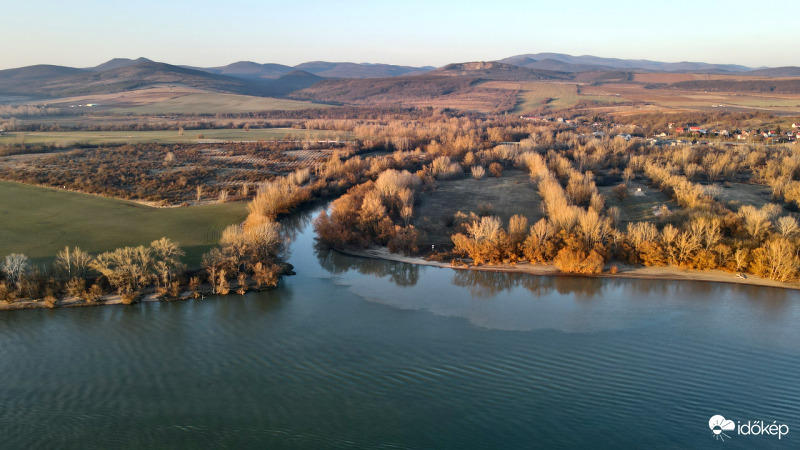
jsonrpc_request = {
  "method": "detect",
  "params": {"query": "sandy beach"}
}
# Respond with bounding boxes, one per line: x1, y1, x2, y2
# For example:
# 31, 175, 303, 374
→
340, 246, 800, 291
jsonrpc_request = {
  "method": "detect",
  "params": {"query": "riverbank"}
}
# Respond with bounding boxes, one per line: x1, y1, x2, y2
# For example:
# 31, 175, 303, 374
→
340, 246, 800, 291
0, 274, 287, 311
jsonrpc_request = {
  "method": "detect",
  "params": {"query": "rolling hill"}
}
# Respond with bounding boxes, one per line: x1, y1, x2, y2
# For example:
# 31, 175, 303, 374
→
0, 65, 89, 95
432, 61, 572, 81
199, 61, 295, 79
88, 57, 152, 72
294, 61, 433, 78
500, 56, 615, 73
499, 53, 755, 74
745, 67, 800, 78
0, 60, 282, 98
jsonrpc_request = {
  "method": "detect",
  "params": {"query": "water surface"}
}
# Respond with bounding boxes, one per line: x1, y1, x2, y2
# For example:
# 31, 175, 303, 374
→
1, 209, 798, 448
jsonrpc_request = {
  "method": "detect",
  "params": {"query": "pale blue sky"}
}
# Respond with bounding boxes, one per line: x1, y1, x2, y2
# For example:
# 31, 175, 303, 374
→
2, 0, 796, 70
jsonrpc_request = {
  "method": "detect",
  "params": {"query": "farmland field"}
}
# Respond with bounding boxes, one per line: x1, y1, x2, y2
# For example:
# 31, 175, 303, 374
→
481, 81, 627, 113
581, 83, 800, 113
0, 128, 351, 146
0, 181, 247, 265
112, 93, 331, 114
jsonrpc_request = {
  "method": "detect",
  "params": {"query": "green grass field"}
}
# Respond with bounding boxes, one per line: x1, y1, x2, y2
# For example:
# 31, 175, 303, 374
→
113, 93, 331, 114
0, 181, 247, 266
0, 128, 351, 146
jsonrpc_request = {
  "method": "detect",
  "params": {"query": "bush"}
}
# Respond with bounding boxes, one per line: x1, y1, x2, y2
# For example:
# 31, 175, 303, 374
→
553, 248, 604, 274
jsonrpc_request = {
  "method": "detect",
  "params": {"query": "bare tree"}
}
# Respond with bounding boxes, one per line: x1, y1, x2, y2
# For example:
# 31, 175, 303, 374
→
55, 246, 92, 279
91, 246, 153, 297
150, 238, 185, 290
776, 216, 799, 237
2, 253, 30, 288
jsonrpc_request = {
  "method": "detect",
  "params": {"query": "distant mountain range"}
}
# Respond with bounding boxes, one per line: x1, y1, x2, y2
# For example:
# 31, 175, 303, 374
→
498, 53, 759, 74
0, 53, 797, 101
90, 58, 433, 80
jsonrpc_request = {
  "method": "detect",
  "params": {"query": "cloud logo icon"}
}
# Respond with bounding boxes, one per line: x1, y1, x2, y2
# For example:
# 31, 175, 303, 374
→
709, 415, 735, 441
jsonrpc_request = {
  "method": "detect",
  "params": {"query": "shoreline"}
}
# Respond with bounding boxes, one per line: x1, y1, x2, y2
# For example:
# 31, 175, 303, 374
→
0, 276, 282, 312
338, 246, 800, 292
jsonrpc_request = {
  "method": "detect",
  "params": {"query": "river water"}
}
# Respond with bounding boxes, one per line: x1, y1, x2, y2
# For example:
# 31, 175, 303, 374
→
1, 209, 798, 448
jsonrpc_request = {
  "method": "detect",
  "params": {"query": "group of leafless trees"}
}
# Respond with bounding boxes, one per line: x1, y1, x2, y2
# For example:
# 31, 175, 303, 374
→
0, 238, 185, 306
449, 127, 800, 281
314, 168, 421, 254
304, 111, 800, 283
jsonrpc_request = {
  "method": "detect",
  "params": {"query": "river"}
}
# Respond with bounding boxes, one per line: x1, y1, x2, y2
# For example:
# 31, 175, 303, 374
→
1, 208, 798, 448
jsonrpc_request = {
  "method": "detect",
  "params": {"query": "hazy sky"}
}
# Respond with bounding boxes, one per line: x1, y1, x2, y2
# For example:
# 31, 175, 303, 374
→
2, 0, 797, 70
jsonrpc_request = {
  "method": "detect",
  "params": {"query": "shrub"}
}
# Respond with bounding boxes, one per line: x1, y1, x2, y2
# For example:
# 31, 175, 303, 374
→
553, 248, 604, 274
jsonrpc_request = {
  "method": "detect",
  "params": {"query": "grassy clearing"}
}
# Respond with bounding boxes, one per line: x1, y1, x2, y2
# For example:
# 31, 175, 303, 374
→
113, 93, 331, 114
414, 170, 543, 247
0, 181, 246, 266
0, 128, 351, 146
600, 181, 678, 223
716, 182, 774, 210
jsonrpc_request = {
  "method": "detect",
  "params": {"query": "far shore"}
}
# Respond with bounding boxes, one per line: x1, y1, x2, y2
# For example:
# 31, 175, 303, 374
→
339, 246, 800, 292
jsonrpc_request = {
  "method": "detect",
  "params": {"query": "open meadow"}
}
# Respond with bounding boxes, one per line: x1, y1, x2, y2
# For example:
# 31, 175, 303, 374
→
599, 181, 678, 223
414, 170, 544, 248
0, 181, 247, 265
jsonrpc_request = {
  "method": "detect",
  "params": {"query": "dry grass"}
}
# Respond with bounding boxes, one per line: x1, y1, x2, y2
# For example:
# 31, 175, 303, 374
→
414, 170, 543, 247
716, 182, 775, 210
599, 181, 678, 223
482, 81, 626, 113
42, 86, 202, 109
